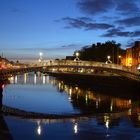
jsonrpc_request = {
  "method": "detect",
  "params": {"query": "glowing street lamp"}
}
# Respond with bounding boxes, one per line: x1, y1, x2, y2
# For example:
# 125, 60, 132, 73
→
74, 52, 80, 61
39, 52, 43, 63
107, 55, 111, 60
118, 55, 122, 64
76, 52, 79, 60
76, 52, 79, 57
39, 52, 43, 56
39, 52, 43, 58
118, 55, 121, 59
105, 55, 112, 64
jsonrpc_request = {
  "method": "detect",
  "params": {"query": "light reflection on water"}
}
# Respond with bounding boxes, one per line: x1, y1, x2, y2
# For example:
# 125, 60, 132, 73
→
0, 73, 140, 140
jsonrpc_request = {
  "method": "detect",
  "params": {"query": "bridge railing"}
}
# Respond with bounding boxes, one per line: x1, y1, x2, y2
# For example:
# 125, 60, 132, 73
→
46, 60, 134, 73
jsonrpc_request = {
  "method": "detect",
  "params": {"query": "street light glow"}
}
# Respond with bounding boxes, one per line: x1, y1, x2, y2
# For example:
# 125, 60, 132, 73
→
76, 52, 79, 57
37, 125, 41, 135
74, 123, 78, 134
118, 55, 121, 58
39, 52, 43, 56
107, 55, 111, 59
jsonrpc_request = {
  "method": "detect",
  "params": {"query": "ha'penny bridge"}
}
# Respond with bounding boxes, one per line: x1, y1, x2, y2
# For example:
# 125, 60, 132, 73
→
0, 60, 140, 120
0, 60, 140, 82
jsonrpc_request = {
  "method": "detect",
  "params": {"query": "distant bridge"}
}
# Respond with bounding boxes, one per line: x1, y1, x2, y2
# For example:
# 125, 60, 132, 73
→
0, 60, 140, 81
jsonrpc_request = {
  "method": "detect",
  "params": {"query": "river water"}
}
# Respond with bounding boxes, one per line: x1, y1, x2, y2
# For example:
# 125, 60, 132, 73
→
0, 73, 140, 140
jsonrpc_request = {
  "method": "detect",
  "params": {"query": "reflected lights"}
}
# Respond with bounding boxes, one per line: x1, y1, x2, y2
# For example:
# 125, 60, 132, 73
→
105, 120, 109, 129
24, 73, 27, 84
128, 108, 132, 115
68, 88, 72, 101
96, 100, 98, 109
42, 75, 45, 84
37, 120, 42, 136
15, 75, 17, 84
2, 84, 5, 89
104, 115, 110, 129
110, 100, 113, 112
85, 94, 88, 104
37, 125, 41, 135
74, 123, 78, 134
10, 76, 14, 83
34, 74, 37, 84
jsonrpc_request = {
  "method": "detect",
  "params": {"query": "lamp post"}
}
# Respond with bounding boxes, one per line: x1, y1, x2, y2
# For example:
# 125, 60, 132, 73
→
38, 52, 43, 63
74, 52, 80, 61
118, 55, 121, 65
107, 55, 111, 61
105, 55, 112, 64
74, 52, 80, 72
75, 52, 79, 61
39, 52, 43, 60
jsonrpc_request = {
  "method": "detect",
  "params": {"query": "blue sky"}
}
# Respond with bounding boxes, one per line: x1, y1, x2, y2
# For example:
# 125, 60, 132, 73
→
0, 0, 140, 62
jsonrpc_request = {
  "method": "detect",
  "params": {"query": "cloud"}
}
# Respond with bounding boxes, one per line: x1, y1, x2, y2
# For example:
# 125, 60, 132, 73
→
55, 16, 93, 23
102, 28, 140, 37
133, 31, 140, 37
78, 0, 114, 15
62, 17, 114, 30
77, 0, 140, 16
126, 38, 140, 48
1, 43, 82, 51
116, 0, 140, 15
116, 16, 140, 27
11, 8, 21, 13
61, 44, 82, 48
102, 28, 132, 37
58, 0, 140, 42
10, 8, 24, 14
77, 17, 93, 22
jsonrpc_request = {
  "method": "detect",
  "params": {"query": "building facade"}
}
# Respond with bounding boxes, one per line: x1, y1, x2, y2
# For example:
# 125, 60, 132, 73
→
126, 41, 140, 71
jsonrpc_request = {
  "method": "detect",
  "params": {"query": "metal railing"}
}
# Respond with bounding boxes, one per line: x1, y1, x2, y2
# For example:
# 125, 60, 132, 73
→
45, 60, 134, 73
0, 60, 139, 81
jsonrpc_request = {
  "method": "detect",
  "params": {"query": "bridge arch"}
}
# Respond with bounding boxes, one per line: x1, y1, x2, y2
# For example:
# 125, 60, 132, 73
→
0, 60, 139, 82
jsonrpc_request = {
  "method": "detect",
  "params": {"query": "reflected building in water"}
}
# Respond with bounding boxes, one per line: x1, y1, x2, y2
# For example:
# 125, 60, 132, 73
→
50, 76, 140, 128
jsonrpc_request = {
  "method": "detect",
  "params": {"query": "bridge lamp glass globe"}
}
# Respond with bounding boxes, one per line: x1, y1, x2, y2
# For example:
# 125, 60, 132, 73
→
39, 52, 43, 62
39, 52, 43, 58
76, 52, 79, 57
75, 52, 80, 61
107, 55, 111, 60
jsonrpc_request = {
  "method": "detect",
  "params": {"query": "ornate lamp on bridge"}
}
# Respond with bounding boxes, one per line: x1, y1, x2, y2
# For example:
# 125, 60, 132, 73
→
38, 52, 43, 63
74, 52, 80, 61
105, 55, 112, 64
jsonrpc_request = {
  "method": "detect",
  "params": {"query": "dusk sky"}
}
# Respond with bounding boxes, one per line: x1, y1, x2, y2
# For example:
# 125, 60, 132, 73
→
0, 0, 140, 62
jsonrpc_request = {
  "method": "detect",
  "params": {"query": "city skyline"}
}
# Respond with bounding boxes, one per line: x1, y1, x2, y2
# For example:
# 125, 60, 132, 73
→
0, 0, 140, 62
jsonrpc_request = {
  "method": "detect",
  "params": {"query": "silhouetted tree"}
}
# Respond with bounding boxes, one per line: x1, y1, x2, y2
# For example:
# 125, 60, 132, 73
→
75, 40, 125, 64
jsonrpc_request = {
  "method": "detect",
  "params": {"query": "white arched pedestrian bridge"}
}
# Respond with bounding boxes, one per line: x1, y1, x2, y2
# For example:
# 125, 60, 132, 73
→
0, 60, 140, 82
43, 60, 140, 81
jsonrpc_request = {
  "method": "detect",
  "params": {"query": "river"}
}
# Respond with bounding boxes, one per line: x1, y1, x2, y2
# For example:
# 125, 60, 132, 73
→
0, 73, 140, 140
